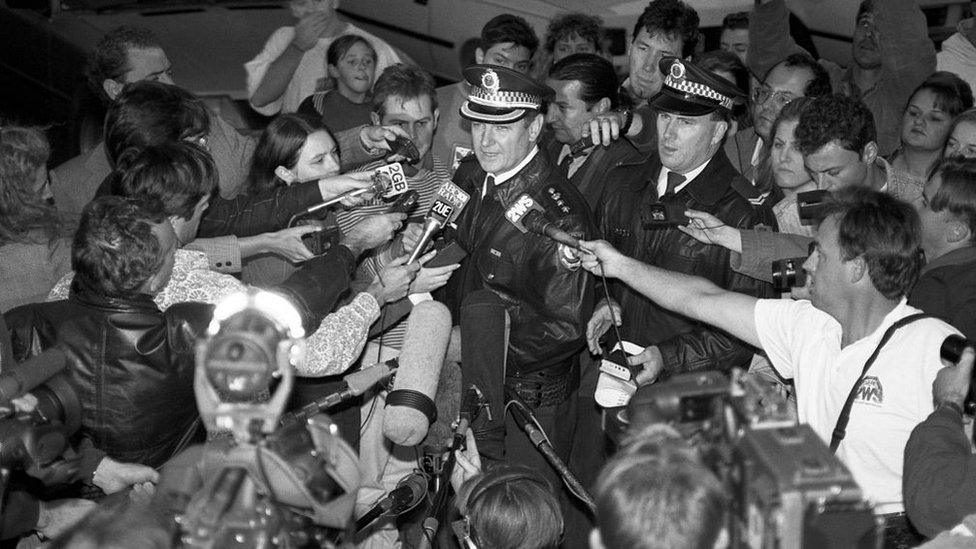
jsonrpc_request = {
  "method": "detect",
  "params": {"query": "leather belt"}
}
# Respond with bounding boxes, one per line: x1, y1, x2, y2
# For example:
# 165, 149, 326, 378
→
505, 362, 578, 409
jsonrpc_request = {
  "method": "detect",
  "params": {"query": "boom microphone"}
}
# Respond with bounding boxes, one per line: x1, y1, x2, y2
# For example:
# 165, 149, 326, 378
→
504, 194, 580, 249
279, 359, 398, 427
383, 301, 452, 446
407, 182, 470, 264
0, 348, 67, 403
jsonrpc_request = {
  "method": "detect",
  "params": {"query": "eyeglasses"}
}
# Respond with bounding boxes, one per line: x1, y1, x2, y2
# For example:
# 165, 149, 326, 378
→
753, 85, 798, 107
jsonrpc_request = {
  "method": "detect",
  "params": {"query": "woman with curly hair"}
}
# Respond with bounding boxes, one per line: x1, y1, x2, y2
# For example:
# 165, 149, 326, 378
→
0, 125, 71, 312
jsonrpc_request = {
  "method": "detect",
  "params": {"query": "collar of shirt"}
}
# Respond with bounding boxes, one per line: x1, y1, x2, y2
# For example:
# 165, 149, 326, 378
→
656, 158, 711, 198
483, 146, 540, 197
750, 136, 764, 169
558, 143, 594, 177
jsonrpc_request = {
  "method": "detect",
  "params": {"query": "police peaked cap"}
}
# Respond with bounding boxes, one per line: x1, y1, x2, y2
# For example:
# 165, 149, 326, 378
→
460, 64, 555, 124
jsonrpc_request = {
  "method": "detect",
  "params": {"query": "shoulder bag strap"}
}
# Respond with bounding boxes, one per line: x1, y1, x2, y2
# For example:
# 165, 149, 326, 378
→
829, 313, 931, 453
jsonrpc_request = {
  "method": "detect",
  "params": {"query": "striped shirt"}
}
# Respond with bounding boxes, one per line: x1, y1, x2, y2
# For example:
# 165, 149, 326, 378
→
336, 155, 451, 349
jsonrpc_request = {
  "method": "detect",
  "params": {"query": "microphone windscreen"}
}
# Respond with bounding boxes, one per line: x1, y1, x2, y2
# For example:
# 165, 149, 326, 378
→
459, 290, 508, 460
345, 359, 396, 396
383, 301, 452, 446
421, 360, 462, 450
0, 348, 67, 402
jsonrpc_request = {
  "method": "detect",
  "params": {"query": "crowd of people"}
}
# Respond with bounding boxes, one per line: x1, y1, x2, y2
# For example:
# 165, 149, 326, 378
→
2, 0, 976, 547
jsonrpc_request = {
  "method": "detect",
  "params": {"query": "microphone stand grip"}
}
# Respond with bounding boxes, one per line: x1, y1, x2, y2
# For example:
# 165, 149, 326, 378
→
505, 390, 596, 516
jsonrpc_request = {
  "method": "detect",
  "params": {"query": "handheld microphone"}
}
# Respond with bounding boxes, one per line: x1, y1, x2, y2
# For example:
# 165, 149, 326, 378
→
279, 359, 398, 428
459, 290, 509, 462
504, 194, 581, 250
355, 471, 429, 532
0, 348, 67, 403
406, 182, 470, 264
287, 169, 393, 226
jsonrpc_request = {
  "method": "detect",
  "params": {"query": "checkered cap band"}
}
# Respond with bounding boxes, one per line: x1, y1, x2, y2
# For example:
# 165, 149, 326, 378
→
468, 86, 543, 110
664, 73, 734, 110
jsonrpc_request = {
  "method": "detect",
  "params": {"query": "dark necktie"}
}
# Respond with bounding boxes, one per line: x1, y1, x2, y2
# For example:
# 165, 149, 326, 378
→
559, 151, 574, 178
482, 174, 496, 200
663, 171, 686, 199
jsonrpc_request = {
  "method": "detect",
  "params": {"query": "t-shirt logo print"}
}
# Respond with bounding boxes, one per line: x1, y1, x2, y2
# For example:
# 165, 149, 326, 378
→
854, 376, 884, 406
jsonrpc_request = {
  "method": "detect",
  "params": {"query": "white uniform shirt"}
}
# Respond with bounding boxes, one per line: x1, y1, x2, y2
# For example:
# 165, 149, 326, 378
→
754, 298, 959, 514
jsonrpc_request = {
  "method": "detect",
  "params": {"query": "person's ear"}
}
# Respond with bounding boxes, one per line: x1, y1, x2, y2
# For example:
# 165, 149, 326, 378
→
947, 218, 971, 244
103, 78, 124, 102
327, 63, 340, 80
528, 113, 545, 142
861, 141, 878, 165
370, 111, 382, 126
475, 48, 485, 64
432, 107, 440, 129
849, 255, 868, 284
711, 120, 729, 146
588, 528, 605, 549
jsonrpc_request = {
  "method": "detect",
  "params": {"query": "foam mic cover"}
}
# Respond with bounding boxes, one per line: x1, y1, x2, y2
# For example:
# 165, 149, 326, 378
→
383, 301, 452, 446
0, 348, 67, 402
459, 290, 508, 459
421, 360, 462, 450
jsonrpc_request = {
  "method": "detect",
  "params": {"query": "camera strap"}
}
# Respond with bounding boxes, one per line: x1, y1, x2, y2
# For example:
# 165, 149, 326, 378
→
829, 313, 931, 453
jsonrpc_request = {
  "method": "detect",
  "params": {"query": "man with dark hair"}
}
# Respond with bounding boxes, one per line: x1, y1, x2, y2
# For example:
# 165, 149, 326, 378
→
591, 430, 727, 549
748, 0, 935, 156
720, 12, 750, 64
545, 53, 645, 211
85, 25, 171, 105
725, 52, 831, 188
432, 14, 540, 174
590, 57, 774, 387
52, 26, 255, 219
624, 0, 699, 106
581, 186, 959, 546
544, 12, 603, 63
909, 156, 976, 341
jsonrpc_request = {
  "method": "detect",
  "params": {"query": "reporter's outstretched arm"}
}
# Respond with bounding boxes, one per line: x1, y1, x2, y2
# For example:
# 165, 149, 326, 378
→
579, 239, 762, 349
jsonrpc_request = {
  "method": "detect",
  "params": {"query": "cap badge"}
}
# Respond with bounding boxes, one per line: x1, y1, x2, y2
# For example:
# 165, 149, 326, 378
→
669, 61, 686, 82
481, 69, 500, 94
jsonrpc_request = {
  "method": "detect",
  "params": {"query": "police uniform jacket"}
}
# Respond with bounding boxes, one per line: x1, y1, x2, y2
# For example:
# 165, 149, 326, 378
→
599, 148, 777, 377
444, 150, 597, 375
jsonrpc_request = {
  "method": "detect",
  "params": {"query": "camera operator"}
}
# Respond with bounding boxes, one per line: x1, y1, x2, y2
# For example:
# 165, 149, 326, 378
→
904, 345, 976, 538
590, 424, 727, 549
578, 187, 960, 546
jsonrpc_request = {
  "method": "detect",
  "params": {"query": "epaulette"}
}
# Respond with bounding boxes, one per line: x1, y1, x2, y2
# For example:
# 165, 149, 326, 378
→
729, 176, 768, 205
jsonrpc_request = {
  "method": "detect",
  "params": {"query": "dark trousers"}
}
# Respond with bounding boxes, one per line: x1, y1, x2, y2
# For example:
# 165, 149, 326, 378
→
883, 513, 926, 549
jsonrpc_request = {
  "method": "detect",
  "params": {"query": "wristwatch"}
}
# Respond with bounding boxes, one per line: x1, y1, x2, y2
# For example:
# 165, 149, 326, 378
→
618, 107, 634, 135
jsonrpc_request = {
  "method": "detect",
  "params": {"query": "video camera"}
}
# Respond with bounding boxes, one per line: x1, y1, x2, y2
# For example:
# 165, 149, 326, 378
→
171, 290, 360, 548
608, 370, 879, 549
0, 349, 80, 473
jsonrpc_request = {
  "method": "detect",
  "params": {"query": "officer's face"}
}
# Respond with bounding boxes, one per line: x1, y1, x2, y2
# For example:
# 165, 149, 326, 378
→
627, 28, 682, 100
471, 114, 544, 174
373, 94, 439, 160
476, 42, 533, 74
545, 79, 602, 145
657, 111, 727, 175
803, 141, 871, 191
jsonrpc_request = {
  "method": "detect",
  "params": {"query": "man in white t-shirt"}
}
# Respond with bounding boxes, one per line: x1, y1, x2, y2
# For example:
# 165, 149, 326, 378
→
245, 0, 403, 116
577, 187, 960, 546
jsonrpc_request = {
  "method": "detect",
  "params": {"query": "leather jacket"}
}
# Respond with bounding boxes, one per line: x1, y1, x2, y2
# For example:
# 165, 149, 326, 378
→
598, 149, 777, 377
443, 148, 597, 374
4, 284, 209, 469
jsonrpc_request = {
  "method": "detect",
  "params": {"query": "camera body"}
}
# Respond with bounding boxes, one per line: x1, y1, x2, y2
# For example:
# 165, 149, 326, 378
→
771, 257, 808, 292
612, 370, 879, 549
797, 190, 831, 225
